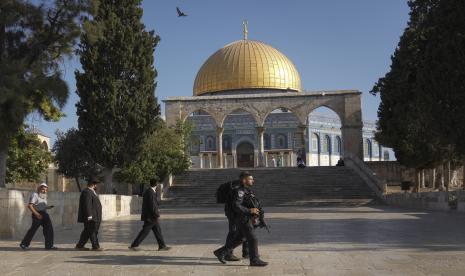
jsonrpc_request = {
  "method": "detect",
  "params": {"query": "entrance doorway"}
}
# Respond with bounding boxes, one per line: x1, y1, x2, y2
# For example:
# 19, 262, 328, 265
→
237, 142, 255, 168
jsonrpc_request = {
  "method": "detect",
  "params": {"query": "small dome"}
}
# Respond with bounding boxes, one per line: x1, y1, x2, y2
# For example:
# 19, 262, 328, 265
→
193, 40, 301, 96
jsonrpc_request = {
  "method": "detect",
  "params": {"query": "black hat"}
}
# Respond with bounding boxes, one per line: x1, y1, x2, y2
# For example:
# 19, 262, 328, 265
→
88, 176, 101, 184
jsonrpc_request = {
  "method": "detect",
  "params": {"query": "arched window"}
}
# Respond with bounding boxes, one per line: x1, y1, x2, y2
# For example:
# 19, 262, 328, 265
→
222, 135, 231, 151
206, 136, 215, 151
383, 150, 390, 161
323, 135, 331, 153
276, 134, 287, 149
365, 139, 372, 157
311, 133, 320, 152
42, 141, 48, 151
190, 135, 200, 155
335, 136, 342, 154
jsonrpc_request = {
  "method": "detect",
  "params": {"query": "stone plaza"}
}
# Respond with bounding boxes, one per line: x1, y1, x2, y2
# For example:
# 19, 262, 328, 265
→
2, 206, 465, 275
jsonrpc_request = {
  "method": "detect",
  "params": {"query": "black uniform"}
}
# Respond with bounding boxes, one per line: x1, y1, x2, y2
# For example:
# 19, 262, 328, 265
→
225, 184, 260, 261
130, 187, 167, 249
224, 180, 248, 257
76, 188, 102, 249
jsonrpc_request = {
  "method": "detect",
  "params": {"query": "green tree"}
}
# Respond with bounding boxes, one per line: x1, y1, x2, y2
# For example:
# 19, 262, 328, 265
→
75, 0, 160, 193
371, 0, 463, 171
0, 0, 91, 187
53, 128, 99, 192
117, 120, 192, 191
6, 126, 52, 184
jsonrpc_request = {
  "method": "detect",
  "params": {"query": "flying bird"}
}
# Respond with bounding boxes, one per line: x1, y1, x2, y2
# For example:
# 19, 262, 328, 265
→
176, 7, 187, 17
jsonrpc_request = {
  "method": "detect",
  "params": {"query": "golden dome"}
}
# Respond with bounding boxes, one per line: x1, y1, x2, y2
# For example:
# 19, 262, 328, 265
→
193, 40, 302, 96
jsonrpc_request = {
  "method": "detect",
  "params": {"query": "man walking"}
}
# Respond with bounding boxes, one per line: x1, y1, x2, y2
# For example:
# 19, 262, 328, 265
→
129, 179, 170, 251
75, 177, 103, 251
214, 171, 268, 267
222, 174, 249, 261
20, 183, 57, 250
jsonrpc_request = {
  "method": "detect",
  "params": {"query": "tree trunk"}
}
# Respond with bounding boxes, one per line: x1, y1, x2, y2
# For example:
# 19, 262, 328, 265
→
463, 160, 465, 189
103, 167, 114, 194
0, 147, 7, 188
432, 168, 437, 189
445, 162, 451, 192
415, 169, 421, 193
75, 177, 82, 192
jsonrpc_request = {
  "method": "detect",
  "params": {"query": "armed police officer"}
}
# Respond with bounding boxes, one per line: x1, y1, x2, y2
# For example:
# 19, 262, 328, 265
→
214, 171, 268, 267
221, 174, 249, 261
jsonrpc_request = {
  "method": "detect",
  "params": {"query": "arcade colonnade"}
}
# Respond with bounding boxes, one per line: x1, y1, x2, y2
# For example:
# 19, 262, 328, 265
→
163, 91, 364, 168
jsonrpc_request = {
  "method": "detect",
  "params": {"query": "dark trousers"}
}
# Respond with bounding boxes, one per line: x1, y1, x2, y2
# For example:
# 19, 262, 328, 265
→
130, 219, 166, 248
225, 216, 248, 256
225, 218, 259, 261
77, 221, 101, 249
21, 211, 54, 248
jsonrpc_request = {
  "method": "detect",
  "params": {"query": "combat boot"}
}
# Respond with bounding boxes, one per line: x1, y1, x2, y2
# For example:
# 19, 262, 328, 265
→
213, 247, 227, 264
225, 253, 240, 261
250, 258, 268, 267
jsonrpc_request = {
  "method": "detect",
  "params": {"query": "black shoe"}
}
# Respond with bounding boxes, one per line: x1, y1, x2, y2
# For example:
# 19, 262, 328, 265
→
19, 244, 29, 250
213, 248, 227, 264
45, 246, 58, 250
128, 246, 140, 251
225, 254, 240, 261
250, 259, 268, 267
75, 245, 90, 251
158, 246, 171, 251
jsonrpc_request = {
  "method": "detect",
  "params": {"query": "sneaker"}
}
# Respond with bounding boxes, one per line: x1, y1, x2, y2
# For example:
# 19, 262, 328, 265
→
213, 248, 226, 264
250, 259, 268, 267
45, 246, 59, 250
128, 246, 140, 251
158, 246, 171, 251
19, 244, 29, 250
225, 254, 240, 261
75, 245, 90, 251
91, 247, 105, 251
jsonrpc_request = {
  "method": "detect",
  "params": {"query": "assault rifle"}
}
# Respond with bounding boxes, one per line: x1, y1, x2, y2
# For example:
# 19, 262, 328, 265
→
250, 194, 270, 233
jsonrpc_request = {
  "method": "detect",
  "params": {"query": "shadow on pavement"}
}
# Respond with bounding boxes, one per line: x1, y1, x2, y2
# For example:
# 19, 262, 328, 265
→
66, 254, 245, 266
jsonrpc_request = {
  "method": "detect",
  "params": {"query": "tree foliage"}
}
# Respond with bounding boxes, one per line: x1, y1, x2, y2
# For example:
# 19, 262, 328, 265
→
75, 0, 160, 193
371, 0, 465, 169
0, 0, 91, 186
52, 128, 99, 191
6, 126, 52, 184
117, 120, 192, 186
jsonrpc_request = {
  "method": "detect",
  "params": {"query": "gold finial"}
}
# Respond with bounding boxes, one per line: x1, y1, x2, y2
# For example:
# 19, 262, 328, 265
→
242, 20, 248, 40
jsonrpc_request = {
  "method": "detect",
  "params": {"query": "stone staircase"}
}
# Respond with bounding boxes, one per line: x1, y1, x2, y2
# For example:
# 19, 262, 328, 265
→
162, 167, 380, 207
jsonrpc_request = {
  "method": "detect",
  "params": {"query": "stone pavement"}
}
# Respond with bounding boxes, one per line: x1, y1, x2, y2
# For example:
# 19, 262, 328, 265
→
2, 206, 465, 275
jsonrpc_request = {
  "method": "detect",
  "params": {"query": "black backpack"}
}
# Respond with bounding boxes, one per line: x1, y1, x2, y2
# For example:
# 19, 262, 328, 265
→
216, 181, 234, 204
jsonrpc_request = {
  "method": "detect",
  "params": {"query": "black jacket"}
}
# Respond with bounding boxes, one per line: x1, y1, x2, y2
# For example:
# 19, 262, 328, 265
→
77, 188, 102, 223
231, 184, 256, 221
141, 187, 160, 222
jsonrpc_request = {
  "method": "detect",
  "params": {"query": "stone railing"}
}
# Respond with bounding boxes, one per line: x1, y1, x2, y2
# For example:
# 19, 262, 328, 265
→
0, 188, 142, 239
344, 154, 386, 200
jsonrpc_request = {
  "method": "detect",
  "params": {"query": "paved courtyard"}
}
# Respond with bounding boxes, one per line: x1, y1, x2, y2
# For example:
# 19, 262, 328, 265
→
2, 206, 465, 275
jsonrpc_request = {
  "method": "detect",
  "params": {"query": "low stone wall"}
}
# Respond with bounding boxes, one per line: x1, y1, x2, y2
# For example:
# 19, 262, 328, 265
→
384, 192, 450, 211
0, 188, 142, 239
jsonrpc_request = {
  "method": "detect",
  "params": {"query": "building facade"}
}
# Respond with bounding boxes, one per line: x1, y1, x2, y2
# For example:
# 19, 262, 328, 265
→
164, 26, 392, 169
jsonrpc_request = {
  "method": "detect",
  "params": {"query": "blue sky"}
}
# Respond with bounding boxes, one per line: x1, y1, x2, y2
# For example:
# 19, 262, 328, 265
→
32, 0, 410, 143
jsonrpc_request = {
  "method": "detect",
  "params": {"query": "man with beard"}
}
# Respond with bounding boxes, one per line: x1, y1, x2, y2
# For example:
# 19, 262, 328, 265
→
20, 183, 57, 250
214, 171, 268, 267
75, 177, 103, 251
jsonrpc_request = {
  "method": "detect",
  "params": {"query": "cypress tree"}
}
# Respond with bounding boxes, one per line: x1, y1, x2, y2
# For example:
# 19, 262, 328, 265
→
76, 0, 160, 193
371, 0, 464, 170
